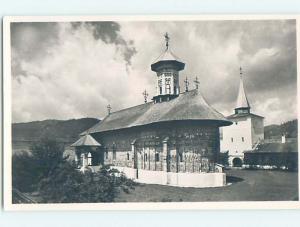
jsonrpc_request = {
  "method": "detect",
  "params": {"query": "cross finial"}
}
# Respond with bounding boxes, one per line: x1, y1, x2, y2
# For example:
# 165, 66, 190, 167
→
142, 89, 149, 103
240, 66, 243, 78
194, 76, 200, 89
164, 32, 170, 50
107, 104, 112, 115
184, 76, 189, 92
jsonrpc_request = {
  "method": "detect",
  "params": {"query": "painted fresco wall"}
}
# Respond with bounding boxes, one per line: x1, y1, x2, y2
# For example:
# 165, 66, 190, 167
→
91, 120, 221, 173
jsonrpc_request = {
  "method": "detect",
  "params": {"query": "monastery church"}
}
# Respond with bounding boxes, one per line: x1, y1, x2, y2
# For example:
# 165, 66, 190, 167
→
71, 33, 263, 187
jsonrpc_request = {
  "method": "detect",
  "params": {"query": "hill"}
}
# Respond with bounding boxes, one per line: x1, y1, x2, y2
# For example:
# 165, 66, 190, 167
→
264, 119, 297, 139
12, 118, 297, 142
12, 118, 100, 142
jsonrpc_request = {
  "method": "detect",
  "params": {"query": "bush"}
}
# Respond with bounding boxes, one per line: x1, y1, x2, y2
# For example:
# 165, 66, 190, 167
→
38, 165, 137, 203
12, 152, 38, 192
30, 137, 67, 181
12, 137, 67, 193
13, 137, 136, 203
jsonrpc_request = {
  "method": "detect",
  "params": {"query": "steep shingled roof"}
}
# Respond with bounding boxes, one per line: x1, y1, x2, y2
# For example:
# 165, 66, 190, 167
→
71, 134, 101, 147
244, 142, 297, 153
151, 48, 185, 72
83, 89, 232, 135
153, 48, 181, 62
236, 75, 250, 109
227, 112, 264, 119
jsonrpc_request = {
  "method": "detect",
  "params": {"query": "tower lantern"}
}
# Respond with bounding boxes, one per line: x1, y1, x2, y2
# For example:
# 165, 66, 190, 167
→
151, 33, 185, 103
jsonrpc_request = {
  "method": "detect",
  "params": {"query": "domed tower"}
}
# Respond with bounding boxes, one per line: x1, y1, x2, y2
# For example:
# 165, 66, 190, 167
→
151, 33, 185, 103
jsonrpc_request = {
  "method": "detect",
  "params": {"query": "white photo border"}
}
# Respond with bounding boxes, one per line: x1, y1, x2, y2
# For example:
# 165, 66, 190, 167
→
3, 14, 300, 211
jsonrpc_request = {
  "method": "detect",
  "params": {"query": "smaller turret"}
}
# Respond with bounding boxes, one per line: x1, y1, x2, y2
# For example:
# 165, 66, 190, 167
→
151, 33, 185, 103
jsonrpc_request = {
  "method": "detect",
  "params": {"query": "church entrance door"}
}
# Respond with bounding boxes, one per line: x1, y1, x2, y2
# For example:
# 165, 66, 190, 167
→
232, 157, 243, 167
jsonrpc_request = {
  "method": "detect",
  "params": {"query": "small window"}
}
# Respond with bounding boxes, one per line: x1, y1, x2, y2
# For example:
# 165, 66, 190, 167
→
127, 153, 130, 160
155, 153, 160, 162
144, 153, 148, 162
231, 137, 234, 142
179, 153, 183, 162
113, 149, 116, 160
88, 152, 92, 166
105, 149, 108, 159
242, 137, 245, 142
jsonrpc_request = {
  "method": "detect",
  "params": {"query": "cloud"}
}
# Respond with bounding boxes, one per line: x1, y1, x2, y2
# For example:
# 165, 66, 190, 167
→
11, 20, 297, 125
11, 22, 144, 122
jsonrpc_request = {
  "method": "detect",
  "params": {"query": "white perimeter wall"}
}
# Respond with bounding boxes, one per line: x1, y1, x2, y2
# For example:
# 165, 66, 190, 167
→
111, 166, 226, 188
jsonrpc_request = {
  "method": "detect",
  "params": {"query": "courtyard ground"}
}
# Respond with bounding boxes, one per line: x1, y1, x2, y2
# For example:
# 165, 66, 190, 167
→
115, 169, 299, 202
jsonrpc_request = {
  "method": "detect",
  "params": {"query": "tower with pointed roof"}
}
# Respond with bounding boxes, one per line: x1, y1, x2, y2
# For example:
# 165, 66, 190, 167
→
235, 67, 250, 114
220, 67, 264, 167
151, 33, 185, 103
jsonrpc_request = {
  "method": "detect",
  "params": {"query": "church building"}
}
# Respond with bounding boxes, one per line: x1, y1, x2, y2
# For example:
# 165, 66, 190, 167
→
71, 33, 232, 188
220, 68, 264, 167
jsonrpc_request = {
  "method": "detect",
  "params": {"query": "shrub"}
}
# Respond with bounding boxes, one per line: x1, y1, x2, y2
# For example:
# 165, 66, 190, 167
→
38, 165, 137, 203
13, 137, 137, 203
12, 152, 38, 192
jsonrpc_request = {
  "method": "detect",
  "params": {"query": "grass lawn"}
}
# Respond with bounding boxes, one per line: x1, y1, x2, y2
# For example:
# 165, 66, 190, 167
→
115, 169, 299, 202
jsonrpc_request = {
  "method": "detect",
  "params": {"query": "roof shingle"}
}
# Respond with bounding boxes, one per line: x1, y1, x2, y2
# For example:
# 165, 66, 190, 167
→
83, 89, 232, 135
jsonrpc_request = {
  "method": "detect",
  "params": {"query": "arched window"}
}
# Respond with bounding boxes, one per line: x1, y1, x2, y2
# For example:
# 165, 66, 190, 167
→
165, 78, 171, 94
112, 145, 116, 160
155, 153, 160, 162
80, 153, 84, 166
105, 148, 108, 159
127, 153, 130, 160
158, 79, 162, 94
144, 153, 148, 162
87, 152, 92, 166
179, 153, 183, 162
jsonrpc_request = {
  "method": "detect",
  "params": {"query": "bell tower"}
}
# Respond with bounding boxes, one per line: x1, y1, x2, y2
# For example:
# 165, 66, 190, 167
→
151, 33, 185, 103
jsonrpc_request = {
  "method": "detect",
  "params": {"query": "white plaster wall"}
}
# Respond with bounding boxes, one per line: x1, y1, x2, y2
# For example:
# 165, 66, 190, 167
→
111, 166, 137, 179
137, 169, 167, 185
251, 116, 264, 145
173, 172, 226, 188
220, 116, 252, 158
112, 167, 226, 188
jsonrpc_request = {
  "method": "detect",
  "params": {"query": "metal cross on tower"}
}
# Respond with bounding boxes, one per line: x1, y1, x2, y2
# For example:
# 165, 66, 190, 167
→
164, 32, 170, 50
194, 76, 200, 89
142, 89, 149, 103
240, 66, 243, 78
107, 104, 112, 115
184, 76, 189, 92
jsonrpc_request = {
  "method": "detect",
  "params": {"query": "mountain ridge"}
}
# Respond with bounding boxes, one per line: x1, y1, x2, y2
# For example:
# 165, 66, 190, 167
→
12, 118, 100, 142
12, 118, 297, 142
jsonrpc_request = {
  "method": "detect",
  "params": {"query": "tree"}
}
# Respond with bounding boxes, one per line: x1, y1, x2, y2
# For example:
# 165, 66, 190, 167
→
13, 137, 137, 203
12, 152, 38, 192
38, 165, 137, 203
30, 137, 67, 181
12, 136, 68, 193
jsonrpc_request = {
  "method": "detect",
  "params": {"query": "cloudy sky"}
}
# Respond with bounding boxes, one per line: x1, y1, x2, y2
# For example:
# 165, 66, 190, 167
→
11, 19, 297, 125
